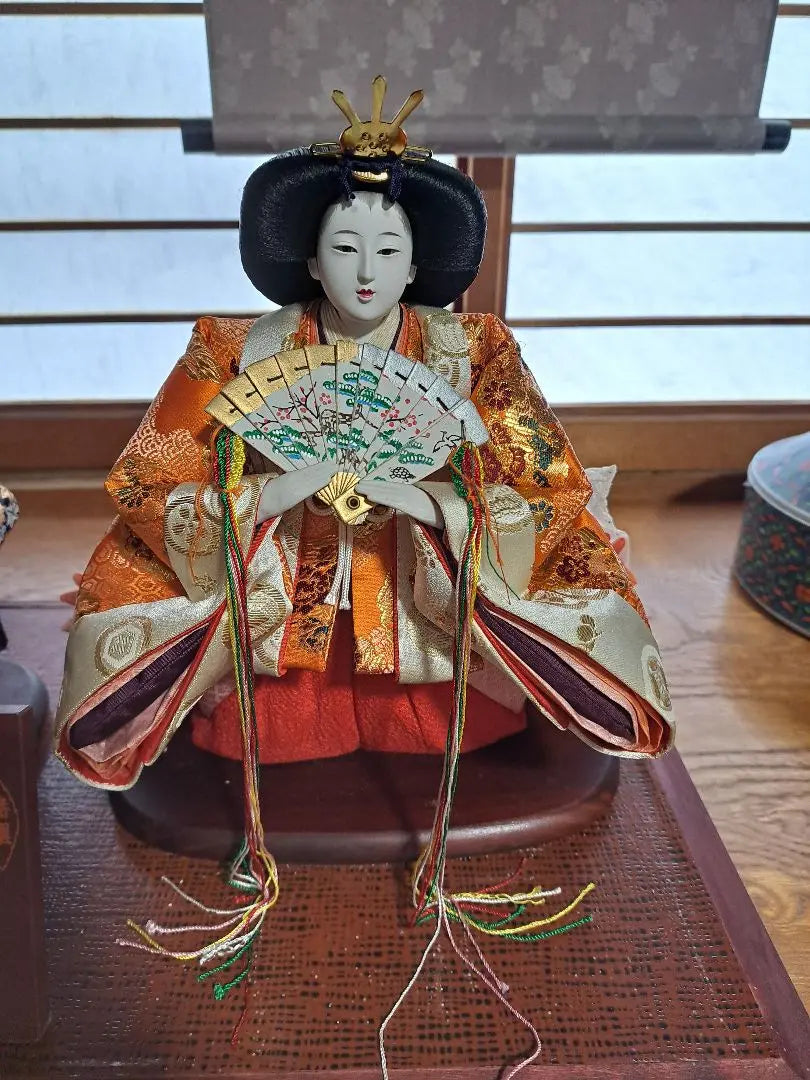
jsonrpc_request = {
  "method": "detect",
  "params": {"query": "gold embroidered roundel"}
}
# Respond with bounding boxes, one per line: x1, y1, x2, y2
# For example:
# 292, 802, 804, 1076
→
486, 487, 535, 534
95, 616, 154, 677
642, 645, 672, 712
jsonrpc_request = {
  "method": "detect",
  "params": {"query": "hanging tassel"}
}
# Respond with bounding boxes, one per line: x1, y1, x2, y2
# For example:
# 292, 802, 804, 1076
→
121, 428, 278, 1011
378, 442, 595, 1079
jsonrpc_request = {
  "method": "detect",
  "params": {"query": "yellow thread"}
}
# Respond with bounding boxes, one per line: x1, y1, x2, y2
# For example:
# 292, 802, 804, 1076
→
188, 426, 246, 580
126, 888, 280, 962
471, 882, 596, 937
226, 437, 246, 491
448, 445, 510, 597
450, 886, 554, 906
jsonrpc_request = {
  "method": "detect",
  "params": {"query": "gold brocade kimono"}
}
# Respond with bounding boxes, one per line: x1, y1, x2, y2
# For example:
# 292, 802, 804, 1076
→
55, 302, 674, 789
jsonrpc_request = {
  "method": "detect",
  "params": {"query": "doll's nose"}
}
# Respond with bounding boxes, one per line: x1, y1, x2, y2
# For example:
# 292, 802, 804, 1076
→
357, 251, 374, 284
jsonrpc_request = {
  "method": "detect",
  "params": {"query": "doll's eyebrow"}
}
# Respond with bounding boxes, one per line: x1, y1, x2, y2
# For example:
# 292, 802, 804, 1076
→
378, 231, 403, 239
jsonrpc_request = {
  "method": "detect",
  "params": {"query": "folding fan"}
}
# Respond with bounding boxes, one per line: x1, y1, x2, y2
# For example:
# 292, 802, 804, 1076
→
205, 342, 489, 524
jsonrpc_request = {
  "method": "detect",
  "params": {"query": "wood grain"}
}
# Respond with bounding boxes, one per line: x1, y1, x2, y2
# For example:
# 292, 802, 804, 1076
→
4, 402, 810, 474
619, 495, 810, 1010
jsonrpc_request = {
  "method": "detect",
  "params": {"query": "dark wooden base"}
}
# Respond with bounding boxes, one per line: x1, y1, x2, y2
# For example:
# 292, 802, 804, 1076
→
0, 662, 51, 1042
0, 658, 50, 768
0, 706, 49, 1045
109, 712, 619, 863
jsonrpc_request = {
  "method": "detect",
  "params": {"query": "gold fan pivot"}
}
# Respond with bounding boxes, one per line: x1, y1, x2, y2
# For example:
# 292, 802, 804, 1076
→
315, 470, 373, 525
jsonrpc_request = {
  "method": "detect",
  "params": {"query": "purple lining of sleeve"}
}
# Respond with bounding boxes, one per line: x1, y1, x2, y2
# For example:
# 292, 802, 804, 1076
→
69, 625, 209, 751
478, 606, 635, 741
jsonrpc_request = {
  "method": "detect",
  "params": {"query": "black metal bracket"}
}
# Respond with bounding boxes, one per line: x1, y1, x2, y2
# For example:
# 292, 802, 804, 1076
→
180, 119, 792, 155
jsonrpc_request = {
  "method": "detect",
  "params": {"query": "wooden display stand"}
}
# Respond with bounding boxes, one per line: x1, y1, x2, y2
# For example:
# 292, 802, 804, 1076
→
109, 711, 619, 863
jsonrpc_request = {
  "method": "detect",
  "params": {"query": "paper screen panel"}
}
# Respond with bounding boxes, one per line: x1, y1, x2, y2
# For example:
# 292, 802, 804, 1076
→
0, 14, 208, 119
0, 323, 195, 402
513, 131, 810, 224
1, 231, 269, 316
0, 130, 267, 223
3, 323, 806, 407
506, 231, 810, 321
761, 15, 810, 118
512, 325, 810, 405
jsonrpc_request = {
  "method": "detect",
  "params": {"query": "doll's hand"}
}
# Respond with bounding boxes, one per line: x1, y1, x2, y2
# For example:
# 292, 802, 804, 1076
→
257, 462, 338, 524
355, 480, 443, 528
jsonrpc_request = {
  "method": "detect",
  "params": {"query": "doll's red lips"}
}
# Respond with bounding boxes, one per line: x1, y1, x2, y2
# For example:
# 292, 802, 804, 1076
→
356, 289, 375, 301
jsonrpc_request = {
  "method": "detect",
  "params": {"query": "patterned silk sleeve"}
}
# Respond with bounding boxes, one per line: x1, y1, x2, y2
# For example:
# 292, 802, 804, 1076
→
470, 315, 591, 560
417, 313, 670, 755
456, 313, 643, 614
104, 318, 245, 565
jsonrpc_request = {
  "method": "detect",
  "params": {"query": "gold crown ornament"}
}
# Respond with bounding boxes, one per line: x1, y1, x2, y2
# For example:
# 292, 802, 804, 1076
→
311, 75, 431, 183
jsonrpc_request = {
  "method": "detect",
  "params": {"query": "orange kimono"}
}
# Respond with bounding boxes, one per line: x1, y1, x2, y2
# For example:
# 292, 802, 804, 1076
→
55, 302, 674, 789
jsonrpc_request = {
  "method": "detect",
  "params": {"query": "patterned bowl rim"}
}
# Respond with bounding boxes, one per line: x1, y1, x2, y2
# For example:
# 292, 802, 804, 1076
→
747, 432, 810, 528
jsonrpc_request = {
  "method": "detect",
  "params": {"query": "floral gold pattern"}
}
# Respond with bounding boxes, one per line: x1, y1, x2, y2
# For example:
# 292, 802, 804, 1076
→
180, 326, 226, 382
647, 653, 672, 712
576, 614, 600, 654
355, 577, 395, 674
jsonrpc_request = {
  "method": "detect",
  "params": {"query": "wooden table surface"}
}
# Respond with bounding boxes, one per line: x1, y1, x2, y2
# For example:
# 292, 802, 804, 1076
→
619, 484, 810, 1011
2, 475, 808, 1011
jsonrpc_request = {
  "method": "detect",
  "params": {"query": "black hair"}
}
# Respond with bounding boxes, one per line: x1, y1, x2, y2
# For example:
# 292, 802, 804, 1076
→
239, 148, 487, 308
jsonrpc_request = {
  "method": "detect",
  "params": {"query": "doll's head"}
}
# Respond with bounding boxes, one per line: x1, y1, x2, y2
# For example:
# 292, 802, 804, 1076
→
239, 149, 486, 310
306, 191, 416, 325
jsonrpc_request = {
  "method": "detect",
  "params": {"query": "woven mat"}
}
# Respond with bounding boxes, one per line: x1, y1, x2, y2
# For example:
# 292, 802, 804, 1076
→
0, 608, 783, 1076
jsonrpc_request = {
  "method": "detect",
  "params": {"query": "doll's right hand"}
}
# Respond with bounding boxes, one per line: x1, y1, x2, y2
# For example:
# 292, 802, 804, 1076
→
256, 462, 338, 524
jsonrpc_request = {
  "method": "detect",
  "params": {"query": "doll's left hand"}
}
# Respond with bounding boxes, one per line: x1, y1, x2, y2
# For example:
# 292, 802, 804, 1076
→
355, 480, 443, 528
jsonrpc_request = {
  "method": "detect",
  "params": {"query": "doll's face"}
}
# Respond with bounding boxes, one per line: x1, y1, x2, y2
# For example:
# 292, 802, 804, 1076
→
307, 191, 416, 324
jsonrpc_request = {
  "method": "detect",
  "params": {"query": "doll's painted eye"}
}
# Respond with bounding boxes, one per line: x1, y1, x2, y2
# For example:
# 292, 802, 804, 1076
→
334, 244, 357, 254
378, 248, 399, 256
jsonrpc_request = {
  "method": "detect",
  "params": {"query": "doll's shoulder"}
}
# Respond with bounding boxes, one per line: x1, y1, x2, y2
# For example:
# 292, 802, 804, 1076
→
410, 306, 520, 390
240, 304, 307, 370
174, 316, 255, 384
457, 311, 518, 354
412, 306, 515, 353
182, 306, 307, 381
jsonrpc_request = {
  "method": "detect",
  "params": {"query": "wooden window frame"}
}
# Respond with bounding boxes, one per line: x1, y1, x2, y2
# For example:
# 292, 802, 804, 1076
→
1, 9, 808, 478
3, 400, 810, 479
2, 154, 807, 476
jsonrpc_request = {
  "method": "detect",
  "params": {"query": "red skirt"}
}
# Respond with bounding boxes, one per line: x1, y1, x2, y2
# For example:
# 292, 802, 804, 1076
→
191, 614, 526, 764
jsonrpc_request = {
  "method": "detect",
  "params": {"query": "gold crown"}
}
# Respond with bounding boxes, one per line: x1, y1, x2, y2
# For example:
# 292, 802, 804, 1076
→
311, 75, 431, 181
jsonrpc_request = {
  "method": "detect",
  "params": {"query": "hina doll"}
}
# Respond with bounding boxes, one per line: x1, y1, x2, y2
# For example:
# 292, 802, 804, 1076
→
55, 82, 673, 790
53, 77, 675, 1068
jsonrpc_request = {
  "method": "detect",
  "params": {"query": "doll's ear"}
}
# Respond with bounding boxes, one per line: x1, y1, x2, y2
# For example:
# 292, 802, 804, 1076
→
407, 263, 416, 285
307, 257, 321, 282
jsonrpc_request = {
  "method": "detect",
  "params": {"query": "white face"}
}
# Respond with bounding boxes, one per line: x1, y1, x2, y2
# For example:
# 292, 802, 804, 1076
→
307, 191, 416, 325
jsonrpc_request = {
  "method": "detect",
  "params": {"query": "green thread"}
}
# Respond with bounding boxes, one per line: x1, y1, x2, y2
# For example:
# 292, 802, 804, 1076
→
213, 954, 251, 1001
504, 914, 593, 943
418, 904, 527, 932
416, 908, 592, 942
198, 941, 252, 982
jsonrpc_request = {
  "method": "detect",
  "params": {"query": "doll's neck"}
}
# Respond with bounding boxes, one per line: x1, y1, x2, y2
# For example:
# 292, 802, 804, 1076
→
319, 300, 401, 349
